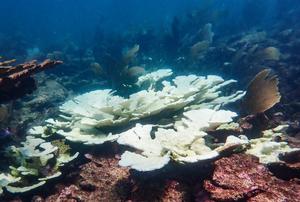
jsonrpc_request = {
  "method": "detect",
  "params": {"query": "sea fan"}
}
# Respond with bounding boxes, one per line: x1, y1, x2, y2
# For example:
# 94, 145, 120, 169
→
242, 69, 281, 114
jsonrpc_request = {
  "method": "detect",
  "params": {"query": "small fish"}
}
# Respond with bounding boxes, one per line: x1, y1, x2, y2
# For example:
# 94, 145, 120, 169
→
176, 56, 185, 61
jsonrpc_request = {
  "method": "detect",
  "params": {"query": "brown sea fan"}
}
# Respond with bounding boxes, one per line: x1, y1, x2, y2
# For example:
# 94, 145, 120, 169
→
242, 69, 281, 114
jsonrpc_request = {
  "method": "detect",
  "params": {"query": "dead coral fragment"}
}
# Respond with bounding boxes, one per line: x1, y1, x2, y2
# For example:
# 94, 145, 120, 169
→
0, 59, 62, 101
0, 59, 17, 73
242, 69, 281, 114
0, 59, 62, 86
204, 154, 300, 202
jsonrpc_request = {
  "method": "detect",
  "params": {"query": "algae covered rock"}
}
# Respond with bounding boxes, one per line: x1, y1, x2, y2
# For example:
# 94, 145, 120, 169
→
204, 154, 300, 201
46, 154, 131, 202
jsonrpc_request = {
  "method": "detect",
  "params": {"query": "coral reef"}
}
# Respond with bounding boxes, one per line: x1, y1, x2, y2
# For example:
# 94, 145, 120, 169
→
0, 69, 245, 195
1, 3, 300, 201
204, 154, 300, 201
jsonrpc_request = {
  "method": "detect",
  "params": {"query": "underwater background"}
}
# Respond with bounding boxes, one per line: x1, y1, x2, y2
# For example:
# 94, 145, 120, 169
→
0, 0, 300, 201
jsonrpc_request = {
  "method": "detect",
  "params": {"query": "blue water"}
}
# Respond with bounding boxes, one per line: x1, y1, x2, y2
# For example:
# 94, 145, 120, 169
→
1, 0, 298, 58
0, 0, 300, 93
0, 0, 198, 54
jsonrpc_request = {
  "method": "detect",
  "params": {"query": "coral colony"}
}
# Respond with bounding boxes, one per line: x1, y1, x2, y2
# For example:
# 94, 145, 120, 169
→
0, 68, 298, 196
